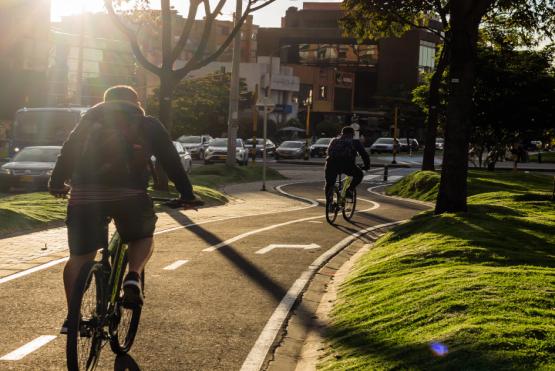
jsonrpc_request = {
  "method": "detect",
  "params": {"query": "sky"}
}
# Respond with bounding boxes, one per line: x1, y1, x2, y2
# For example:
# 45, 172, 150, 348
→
50, 0, 343, 27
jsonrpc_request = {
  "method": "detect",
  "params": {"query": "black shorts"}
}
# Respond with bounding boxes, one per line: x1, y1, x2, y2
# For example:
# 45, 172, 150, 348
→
66, 196, 158, 256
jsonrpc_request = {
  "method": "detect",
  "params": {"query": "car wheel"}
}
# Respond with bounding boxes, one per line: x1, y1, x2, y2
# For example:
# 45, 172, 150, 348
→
199, 151, 204, 160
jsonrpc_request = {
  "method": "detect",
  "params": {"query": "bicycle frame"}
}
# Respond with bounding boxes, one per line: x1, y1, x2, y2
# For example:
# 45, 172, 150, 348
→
103, 233, 127, 308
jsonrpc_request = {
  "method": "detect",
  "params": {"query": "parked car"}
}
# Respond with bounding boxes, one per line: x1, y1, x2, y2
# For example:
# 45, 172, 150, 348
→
435, 138, 445, 150
0, 146, 61, 192
369, 138, 400, 154
244, 138, 276, 157
310, 137, 332, 157
204, 138, 248, 165
172, 141, 192, 173
275, 141, 307, 159
399, 138, 419, 152
177, 135, 212, 160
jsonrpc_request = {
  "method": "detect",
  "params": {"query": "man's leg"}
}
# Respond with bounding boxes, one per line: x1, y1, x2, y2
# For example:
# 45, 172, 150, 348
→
324, 161, 339, 197
127, 237, 154, 274
63, 251, 98, 308
343, 163, 363, 190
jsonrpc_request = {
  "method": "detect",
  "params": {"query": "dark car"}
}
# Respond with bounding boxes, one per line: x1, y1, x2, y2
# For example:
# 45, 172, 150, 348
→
0, 146, 61, 192
244, 138, 276, 157
275, 141, 307, 160
310, 137, 332, 157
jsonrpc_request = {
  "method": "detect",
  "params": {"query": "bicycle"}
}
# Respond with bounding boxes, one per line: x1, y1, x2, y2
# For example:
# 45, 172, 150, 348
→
325, 172, 358, 224
66, 197, 196, 371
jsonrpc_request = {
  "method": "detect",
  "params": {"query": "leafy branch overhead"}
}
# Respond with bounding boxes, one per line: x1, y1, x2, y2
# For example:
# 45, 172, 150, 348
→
104, 0, 278, 80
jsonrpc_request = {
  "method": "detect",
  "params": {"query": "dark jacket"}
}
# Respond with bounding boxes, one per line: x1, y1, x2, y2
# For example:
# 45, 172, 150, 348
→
326, 135, 370, 169
49, 101, 193, 198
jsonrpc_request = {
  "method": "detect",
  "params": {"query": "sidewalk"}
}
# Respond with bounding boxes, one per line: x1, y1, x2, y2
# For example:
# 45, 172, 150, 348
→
0, 179, 307, 279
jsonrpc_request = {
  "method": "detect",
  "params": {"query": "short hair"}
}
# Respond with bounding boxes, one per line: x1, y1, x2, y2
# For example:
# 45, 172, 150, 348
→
341, 126, 355, 136
104, 85, 139, 104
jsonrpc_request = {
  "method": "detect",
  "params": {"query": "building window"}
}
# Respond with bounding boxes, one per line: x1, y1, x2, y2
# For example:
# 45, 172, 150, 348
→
319, 85, 327, 100
419, 41, 436, 73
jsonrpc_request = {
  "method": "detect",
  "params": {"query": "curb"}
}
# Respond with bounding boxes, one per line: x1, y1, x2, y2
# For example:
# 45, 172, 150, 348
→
276, 160, 413, 168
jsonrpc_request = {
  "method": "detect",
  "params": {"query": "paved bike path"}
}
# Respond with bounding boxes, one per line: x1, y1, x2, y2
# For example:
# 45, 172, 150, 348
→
0, 180, 427, 370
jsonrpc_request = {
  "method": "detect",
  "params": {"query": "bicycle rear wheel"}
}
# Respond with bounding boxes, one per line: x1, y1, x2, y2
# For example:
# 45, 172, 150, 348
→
325, 187, 339, 224
67, 261, 104, 371
342, 188, 357, 221
109, 256, 142, 355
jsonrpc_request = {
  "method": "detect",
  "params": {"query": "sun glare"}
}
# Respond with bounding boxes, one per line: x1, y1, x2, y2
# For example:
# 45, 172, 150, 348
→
50, 0, 105, 21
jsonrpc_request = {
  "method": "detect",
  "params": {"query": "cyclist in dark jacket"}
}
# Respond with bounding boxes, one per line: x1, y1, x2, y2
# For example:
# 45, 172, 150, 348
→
325, 126, 370, 198
49, 85, 202, 333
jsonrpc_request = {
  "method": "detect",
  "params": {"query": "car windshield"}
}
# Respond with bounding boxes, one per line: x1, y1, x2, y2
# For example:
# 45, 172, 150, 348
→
179, 136, 201, 144
246, 139, 265, 145
436, 138, 444, 143
210, 139, 243, 147
281, 141, 303, 148
13, 147, 60, 162
315, 138, 331, 145
375, 138, 394, 144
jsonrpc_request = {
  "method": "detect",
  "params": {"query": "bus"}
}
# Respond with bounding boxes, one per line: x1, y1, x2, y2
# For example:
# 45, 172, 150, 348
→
9, 107, 88, 157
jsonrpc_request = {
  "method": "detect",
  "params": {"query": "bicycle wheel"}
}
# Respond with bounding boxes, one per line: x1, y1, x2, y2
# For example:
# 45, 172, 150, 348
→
109, 256, 142, 355
67, 261, 105, 371
342, 188, 357, 221
325, 187, 339, 224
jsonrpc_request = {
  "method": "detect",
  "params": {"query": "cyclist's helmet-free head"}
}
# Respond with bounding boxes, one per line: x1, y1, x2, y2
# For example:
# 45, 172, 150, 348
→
341, 126, 355, 136
104, 85, 140, 105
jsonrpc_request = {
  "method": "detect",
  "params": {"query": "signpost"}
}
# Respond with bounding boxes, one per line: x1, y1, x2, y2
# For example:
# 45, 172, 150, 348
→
256, 96, 275, 191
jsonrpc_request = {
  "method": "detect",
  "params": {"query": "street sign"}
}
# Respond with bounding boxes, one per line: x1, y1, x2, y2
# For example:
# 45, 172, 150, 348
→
256, 97, 275, 108
255, 243, 320, 254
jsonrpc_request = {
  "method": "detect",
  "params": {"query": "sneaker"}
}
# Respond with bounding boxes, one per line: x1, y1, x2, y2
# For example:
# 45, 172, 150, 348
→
181, 195, 204, 207
122, 272, 143, 309
60, 318, 69, 335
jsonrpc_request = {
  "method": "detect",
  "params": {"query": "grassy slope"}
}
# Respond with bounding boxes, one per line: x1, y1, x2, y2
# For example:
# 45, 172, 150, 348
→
0, 164, 285, 236
320, 170, 555, 370
529, 152, 555, 163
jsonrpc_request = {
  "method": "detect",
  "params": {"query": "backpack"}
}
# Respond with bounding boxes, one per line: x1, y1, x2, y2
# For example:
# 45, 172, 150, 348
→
327, 136, 356, 160
79, 109, 152, 184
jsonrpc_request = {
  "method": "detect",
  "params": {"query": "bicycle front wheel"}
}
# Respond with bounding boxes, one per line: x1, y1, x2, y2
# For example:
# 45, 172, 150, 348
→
325, 187, 339, 224
67, 261, 105, 371
342, 188, 357, 221
109, 257, 142, 355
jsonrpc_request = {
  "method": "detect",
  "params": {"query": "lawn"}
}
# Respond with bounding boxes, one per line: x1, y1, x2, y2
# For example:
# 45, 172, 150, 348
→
319, 170, 555, 370
0, 164, 284, 236
529, 151, 555, 163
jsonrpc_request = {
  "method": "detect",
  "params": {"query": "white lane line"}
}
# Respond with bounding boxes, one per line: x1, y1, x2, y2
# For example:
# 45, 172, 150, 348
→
366, 184, 434, 207
240, 220, 406, 371
163, 260, 189, 270
0, 335, 57, 361
203, 199, 380, 252
0, 257, 69, 285
0, 181, 317, 286
308, 221, 323, 224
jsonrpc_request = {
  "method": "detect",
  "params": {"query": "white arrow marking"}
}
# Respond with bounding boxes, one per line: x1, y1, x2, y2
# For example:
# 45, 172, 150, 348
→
255, 243, 320, 255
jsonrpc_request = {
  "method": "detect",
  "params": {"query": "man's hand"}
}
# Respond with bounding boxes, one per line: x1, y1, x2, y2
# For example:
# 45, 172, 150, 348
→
48, 184, 70, 198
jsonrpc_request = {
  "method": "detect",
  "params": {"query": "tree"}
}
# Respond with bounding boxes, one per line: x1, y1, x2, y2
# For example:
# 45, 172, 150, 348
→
105, 0, 276, 188
147, 72, 249, 138
342, 0, 555, 213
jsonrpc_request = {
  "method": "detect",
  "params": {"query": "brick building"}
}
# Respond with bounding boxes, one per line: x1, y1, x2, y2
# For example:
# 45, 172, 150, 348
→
257, 2, 440, 140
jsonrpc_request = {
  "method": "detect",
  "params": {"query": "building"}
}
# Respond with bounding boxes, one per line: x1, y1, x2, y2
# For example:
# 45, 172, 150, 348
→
0, 0, 51, 120
257, 2, 440, 140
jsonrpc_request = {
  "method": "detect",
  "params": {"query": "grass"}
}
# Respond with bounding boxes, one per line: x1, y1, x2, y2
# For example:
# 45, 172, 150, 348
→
0, 164, 284, 236
529, 151, 555, 163
319, 170, 555, 370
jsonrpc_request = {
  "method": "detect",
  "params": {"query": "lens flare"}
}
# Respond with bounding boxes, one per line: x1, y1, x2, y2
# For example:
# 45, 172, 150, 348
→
430, 342, 448, 356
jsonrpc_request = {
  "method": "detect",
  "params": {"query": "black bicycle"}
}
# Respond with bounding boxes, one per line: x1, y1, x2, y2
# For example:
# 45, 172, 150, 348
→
325, 172, 357, 224
66, 197, 194, 371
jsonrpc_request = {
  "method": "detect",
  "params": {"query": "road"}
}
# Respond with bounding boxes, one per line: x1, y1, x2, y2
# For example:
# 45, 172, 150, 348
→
0, 170, 427, 370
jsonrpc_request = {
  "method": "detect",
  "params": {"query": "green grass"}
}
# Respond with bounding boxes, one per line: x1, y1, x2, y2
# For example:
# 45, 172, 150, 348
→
320, 170, 555, 370
529, 152, 555, 163
0, 164, 283, 236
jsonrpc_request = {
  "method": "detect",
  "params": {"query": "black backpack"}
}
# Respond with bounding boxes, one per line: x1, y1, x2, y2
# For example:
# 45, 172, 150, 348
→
327, 136, 356, 161
78, 109, 152, 184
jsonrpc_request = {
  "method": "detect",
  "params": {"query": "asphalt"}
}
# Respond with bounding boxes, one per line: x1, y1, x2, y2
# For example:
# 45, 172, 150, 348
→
0, 172, 427, 370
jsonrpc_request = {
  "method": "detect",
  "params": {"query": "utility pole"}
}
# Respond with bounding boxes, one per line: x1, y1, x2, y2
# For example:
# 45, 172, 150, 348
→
251, 84, 258, 163
392, 106, 398, 164
226, 0, 242, 166
75, 4, 85, 106
304, 90, 312, 160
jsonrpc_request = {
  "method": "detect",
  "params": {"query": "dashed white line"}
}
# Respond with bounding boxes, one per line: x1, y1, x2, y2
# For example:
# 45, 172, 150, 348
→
163, 260, 189, 270
0, 335, 57, 361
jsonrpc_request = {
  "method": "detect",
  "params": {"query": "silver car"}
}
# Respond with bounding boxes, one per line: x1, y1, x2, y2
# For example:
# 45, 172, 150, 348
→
370, 138, 400, 154
204, 138, 248, 165
177, 135, 212, 160
0, 146, 61, 192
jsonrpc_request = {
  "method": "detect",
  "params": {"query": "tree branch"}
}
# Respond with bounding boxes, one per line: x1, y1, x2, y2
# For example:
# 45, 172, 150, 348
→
104, 0, 161, 76
389, 8, 445, 39
171, 0, 201, 64
433, 0, 449, 28
250, 0, 279, 13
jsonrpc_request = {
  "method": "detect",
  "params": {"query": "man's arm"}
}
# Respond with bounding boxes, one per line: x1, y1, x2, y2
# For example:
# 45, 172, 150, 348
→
354, 140, 370, 169
146, 117, 195, 200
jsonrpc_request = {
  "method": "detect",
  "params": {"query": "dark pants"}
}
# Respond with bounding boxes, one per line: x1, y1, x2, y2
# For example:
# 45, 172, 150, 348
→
325, 160, 363, 196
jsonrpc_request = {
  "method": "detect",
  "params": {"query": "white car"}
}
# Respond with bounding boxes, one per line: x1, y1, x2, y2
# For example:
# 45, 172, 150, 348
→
436, 138, 445, 150
177, 135, 212, 160
151, 141, 192, 174
204, 138, 248, 165
369, 138, 400, 154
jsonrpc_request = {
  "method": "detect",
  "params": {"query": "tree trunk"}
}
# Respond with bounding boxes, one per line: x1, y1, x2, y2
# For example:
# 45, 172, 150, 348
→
435, 15, 479, 214
154, 75, 176, 191
422, 46, 448, 171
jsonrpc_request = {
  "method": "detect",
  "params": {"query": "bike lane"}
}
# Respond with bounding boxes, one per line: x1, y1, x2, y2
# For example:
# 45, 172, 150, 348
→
0, 180, 427, 370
